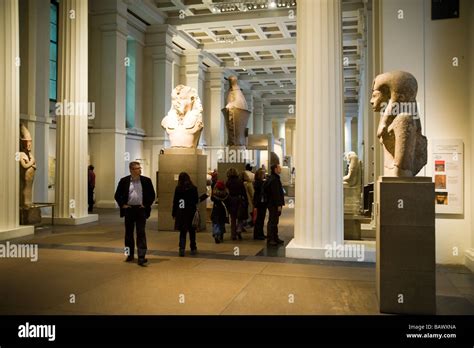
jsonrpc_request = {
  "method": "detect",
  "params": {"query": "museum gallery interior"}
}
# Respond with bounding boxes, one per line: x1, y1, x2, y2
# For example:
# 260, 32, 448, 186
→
0, 0, 473, 316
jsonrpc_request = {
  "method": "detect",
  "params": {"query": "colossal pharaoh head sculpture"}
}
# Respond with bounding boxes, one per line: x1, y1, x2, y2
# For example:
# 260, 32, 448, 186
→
222, 75, 251, 147
370, 71, 427, 177
161, 85, 204, 148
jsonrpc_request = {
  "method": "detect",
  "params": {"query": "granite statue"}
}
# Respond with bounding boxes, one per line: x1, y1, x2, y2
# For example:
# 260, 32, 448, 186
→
161, 85, 204, 148
19, 123, 36, 207
370, 71, 427, 177
343, 151, 361, 187
222, 75, 251, 147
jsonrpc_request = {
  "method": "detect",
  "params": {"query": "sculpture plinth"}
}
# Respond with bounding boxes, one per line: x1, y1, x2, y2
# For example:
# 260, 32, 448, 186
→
157, 148, 207, 232
376, 176, 435, 314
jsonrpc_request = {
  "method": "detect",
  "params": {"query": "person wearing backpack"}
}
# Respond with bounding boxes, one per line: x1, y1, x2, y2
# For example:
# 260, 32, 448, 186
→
253, 169, 267, 240
265, 163, 285, 246
211, 180, 230, 243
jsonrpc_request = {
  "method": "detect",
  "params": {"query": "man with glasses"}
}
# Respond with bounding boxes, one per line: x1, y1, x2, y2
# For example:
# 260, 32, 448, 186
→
115, 162, 156, 266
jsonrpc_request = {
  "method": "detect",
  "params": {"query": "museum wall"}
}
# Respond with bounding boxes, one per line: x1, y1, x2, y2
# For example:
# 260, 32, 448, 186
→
380, 0, 473, 264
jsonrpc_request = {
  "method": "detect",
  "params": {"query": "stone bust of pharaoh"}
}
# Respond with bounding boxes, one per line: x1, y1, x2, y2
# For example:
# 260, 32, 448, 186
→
161, 85, 204, 148
370, 71, 427, 177
19, 123, 37, 207
343, 151, 361, 187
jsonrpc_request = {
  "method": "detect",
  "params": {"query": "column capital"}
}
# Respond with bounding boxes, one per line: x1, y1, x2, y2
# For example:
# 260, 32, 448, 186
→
146, 24, 177, 46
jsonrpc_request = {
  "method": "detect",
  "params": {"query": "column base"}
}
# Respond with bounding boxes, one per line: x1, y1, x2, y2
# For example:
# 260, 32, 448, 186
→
0, 225, 35, 241
285, 239, 375, 262
95, 200, 118, 209
45, 214, 99, 225
465, 248, 474, 272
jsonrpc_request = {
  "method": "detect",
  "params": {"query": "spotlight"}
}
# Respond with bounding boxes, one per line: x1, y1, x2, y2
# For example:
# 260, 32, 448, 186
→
269, 1, 276, 9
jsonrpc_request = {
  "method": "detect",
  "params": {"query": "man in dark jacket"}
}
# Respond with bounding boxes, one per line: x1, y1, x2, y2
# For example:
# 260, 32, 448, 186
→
265, 163, 285, 246
114, 162, 156, 266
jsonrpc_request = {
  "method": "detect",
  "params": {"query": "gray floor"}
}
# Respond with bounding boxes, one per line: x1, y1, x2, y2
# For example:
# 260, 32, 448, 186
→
0, 205, 472, 315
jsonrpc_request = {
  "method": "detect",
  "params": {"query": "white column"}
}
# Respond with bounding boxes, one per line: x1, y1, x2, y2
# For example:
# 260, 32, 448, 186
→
89, 0, 128, 208
264, 118, 273, 135
276, 119, 286, 141
344, 116, 353, 153
243, 90, 254, 135
0, 0, 34, 239
286, 0, 344, 259
144, 24, 175, 187
55, 0, 97, 224
205, 67, 225, 170
253, 97, 264, 134
182, 49, 205, 100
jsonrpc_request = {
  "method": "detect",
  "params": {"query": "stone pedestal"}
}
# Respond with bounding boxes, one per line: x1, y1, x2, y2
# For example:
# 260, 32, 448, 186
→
158, 148, 207, 231
20, 207, 42, 225
376, 176, 435, 314
217, 162, 246, 182
344, 186, 361, 214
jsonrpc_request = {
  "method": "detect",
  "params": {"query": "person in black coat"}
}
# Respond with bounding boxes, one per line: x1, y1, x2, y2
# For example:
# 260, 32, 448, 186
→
172, 172, 199, 257
210, 180, 230, 244
265, 164, 285, 246
253, 168, 267, 240
114, 161, 156, 266
225, 167, 248, 240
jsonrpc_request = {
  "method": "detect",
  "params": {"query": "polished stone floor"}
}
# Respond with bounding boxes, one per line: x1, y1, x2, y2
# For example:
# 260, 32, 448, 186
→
0, 206, 472, 315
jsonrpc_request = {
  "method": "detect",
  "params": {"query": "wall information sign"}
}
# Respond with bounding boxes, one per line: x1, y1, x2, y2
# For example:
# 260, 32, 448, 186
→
432, 139, 463, 214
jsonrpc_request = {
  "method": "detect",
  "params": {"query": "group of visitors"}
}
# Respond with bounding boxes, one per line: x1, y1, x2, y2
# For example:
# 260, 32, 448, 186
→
210, 163, 285, 247
112, 160, 285, 266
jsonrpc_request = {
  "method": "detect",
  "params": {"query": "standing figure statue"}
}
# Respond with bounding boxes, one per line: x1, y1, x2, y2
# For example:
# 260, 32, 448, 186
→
343, 151, 361, 187
370, 71, 427, 177
19, 123, 37, 207
222, 75, 251, 147
161, 85, 204, 148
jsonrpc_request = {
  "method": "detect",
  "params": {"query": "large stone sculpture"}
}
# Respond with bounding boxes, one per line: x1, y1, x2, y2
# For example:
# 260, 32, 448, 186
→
343, 151, 361, 187
19, 123, 36, 207
161, 85, 204, 148
370, 71, 427, 177
222, 75, 251, 147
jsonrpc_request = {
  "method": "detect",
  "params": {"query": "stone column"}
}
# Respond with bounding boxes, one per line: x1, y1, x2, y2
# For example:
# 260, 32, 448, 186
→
89, 0, 128, 208
253, 97, 264, 134
54, 0, 97, 224
205, 67, 225, 170
264, 118, 273, 135
243, 90, 254, 134
0, 0, 34, 239
276, 119, 286, 140
286, 0, 344, 259
144, 24, 175, 188
182, 49, 206, 146
182, 50, 205, 99
345, 116, 353, 153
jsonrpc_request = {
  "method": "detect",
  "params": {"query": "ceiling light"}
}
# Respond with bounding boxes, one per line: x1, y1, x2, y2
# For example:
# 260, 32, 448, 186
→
269, 1, 276, 9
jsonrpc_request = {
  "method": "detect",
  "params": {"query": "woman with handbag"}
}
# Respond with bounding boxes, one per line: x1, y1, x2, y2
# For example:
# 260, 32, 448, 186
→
225, 167, 248, 240
172, 172, 199, 256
